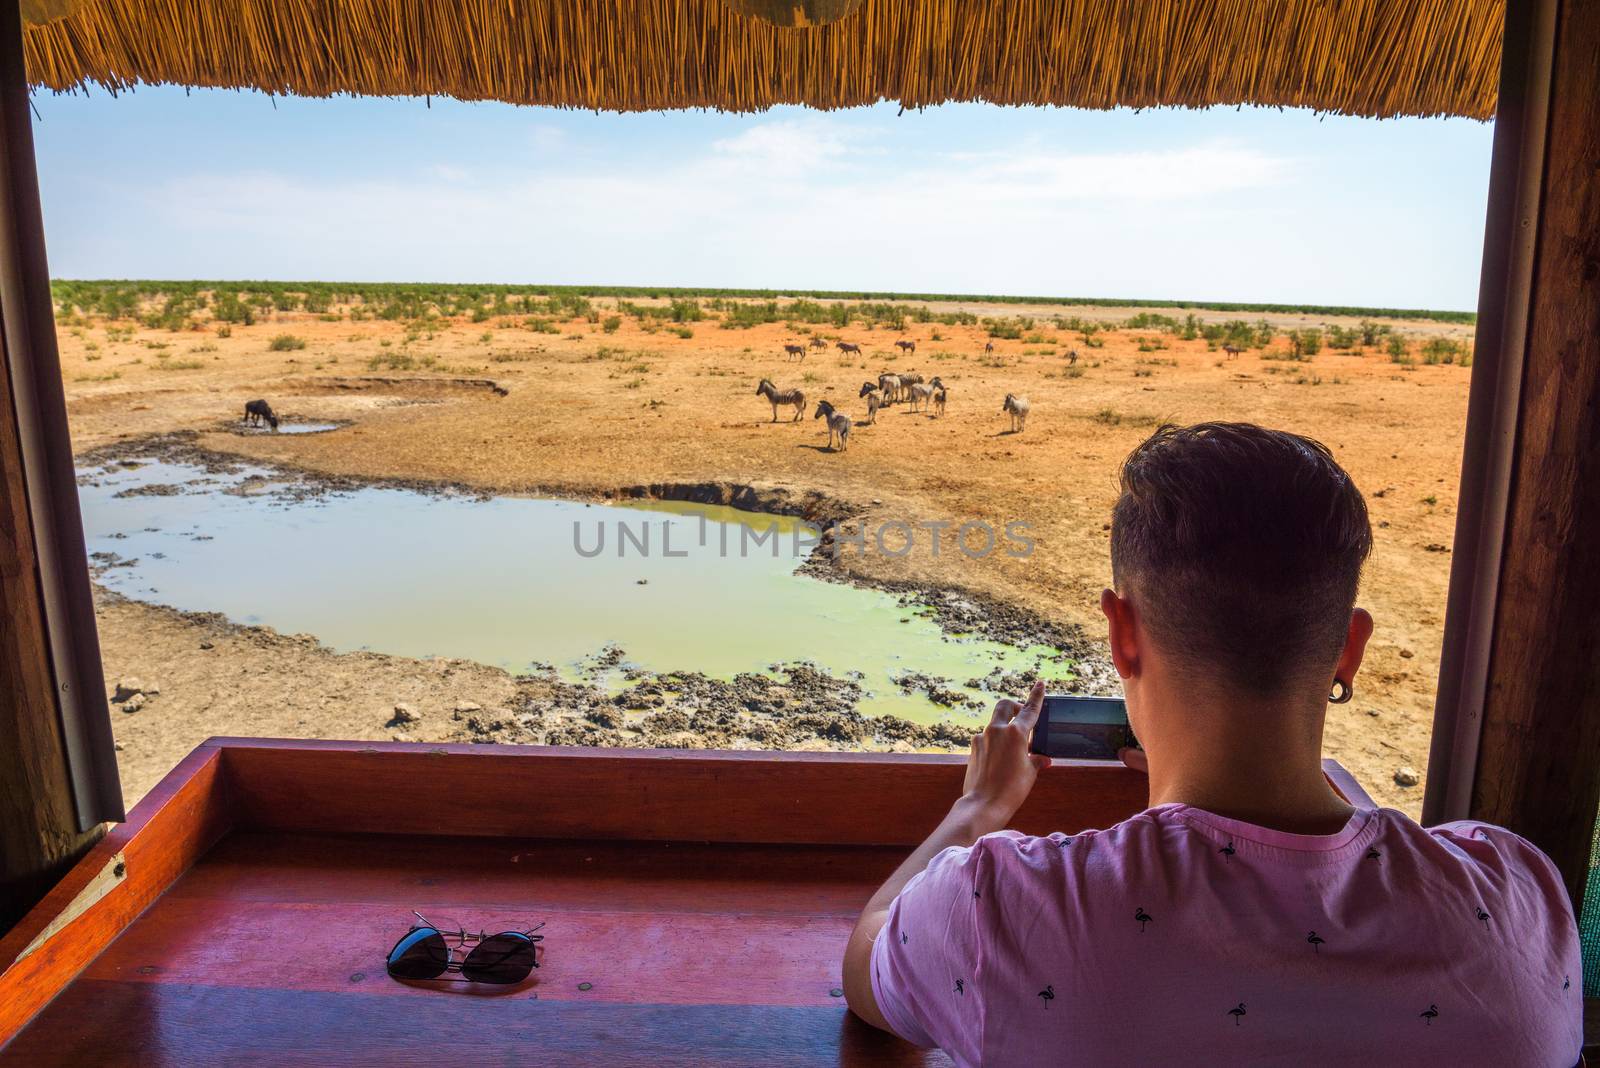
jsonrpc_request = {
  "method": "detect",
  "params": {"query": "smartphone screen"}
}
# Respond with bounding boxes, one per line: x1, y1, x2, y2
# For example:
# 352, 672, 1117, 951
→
1029, 694, 1137, 760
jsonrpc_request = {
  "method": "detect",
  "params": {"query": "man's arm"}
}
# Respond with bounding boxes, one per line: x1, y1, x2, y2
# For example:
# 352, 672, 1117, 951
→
842, 682, 1050, 1035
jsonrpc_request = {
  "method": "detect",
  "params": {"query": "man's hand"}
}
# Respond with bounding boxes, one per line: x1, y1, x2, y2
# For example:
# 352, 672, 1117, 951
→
960, 680, 1052, 834
845, 679, 1052, 1034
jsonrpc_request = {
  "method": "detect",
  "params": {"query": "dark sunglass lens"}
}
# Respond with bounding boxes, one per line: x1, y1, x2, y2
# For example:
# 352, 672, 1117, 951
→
461, 933, 538, 984
387, 928, 451, 979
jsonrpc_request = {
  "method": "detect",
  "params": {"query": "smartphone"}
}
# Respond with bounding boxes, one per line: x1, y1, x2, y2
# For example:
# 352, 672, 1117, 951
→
1028, 694, 1138, 760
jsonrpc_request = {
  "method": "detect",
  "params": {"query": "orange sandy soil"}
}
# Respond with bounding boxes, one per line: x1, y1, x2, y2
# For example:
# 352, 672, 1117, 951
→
60, 298, 1473, 814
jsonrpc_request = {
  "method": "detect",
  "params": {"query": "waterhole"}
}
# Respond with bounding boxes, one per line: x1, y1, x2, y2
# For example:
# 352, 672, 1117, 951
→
79, 459, 1072, 722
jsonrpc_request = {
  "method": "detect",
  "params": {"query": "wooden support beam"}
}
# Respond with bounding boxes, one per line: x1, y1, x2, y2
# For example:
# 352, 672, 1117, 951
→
1464, 0, 1600, 907
0, 0, 121, 932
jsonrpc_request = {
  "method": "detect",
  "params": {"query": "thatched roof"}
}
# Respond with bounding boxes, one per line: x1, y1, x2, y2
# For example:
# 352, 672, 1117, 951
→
22, 0, 1503, 120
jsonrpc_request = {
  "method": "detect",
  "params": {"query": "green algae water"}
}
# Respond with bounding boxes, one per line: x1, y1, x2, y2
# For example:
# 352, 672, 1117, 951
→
78, 459, 1072, 722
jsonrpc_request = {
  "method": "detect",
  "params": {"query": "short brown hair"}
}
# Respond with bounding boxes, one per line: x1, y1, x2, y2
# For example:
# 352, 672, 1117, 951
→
1110, 423, 1372, 695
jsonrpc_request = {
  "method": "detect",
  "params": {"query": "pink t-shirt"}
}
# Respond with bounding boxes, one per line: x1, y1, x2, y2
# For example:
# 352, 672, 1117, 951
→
871, 804, 1580, 1065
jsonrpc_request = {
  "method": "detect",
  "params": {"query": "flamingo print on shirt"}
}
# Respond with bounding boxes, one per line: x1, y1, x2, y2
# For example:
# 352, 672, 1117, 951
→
1134, 908, 1153, 932
1307, 931, 1325, 954
1038, 985, 1055, 1008
1228, 1003, 1247, 1026
1475, 907, 1492, 932
1421, 1004, 1439, 1026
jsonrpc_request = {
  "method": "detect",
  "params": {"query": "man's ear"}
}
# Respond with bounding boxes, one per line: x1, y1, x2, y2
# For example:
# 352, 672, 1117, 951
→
1333, 607, 1375, 691
1100, 588, 1140, 680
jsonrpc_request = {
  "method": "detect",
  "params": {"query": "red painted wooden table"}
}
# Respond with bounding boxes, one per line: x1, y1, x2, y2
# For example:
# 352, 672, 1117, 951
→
0, 738, 1254, 1065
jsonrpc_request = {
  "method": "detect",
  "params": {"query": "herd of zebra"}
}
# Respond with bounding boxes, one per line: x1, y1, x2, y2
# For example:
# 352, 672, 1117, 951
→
755, 356, 1031, 453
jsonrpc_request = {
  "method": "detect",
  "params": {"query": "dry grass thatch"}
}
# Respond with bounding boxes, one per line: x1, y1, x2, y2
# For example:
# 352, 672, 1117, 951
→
24, 0, 1503, 119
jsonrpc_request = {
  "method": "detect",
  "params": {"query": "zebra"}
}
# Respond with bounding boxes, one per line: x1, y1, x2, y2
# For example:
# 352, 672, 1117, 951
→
813, 400, 852, 451
907, 376, 943, 413
877, 373, 903, 404
858, 381, 882, 424
755, 379, 806, 422
1002, 393, 1030, 433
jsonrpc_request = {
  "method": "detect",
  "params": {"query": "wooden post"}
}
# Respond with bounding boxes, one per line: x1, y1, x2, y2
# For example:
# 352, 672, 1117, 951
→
1459, 0, 1600, 908
0, 0, 121, 932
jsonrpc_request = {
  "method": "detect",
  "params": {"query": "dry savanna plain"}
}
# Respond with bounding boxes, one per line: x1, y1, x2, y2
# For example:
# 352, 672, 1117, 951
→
54, 284, 1475, 813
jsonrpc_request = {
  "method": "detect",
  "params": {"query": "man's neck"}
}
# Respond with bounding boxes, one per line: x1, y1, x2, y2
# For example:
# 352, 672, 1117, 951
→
1141, 694, 1355, 836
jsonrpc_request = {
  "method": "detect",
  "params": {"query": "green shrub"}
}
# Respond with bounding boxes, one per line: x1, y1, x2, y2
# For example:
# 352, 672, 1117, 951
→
602, 315, 622, 334
268, 334, 307, 351
1421, 337, 1469, 365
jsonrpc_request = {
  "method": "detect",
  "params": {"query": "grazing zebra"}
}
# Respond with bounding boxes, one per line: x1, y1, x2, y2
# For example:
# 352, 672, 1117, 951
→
243, 399, 279, 430
1223, 344, 1243, 359
907, 376, 943, 413
895, 339, 917, 354
932, 385, 947, 417
877, 373, 903, 404
813, 400, 852, 451
755, 378, 806, 422
783, 343, 806, 361
808, 336, 828, 350
858, 381, 882, 424
1002, 393, 1030, 433
836, 341, 862, 356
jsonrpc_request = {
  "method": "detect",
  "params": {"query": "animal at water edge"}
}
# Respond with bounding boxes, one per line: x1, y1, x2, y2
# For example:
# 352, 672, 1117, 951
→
1002, 393, 1030, 433
1223, 344, 1243, 359
243, 399, 279, 430
755, 379, 807, 422
836, 340, 863, 356
877, 373, 903, 405
783, 343, 806, 361
895, 339, 917, 355
813, 400, 852, 452
907, 376, 944, 413
932, 385, 947, 417
809, 336, 829, 350
858, 382, 882, 424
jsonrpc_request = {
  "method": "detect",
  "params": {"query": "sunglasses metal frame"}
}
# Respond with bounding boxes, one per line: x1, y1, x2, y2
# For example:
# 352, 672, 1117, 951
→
387, 911, 546, 983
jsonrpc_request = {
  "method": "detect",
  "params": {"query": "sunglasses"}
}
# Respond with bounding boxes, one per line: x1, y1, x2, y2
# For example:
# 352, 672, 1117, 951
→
386, 912, 546, 985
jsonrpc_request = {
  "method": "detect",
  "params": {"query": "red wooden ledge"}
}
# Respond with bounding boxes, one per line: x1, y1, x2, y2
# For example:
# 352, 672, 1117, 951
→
0, 739, 1359, 1065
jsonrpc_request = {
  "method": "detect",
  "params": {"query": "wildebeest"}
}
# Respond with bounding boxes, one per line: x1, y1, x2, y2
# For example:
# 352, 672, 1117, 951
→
836, 341, 862, 356
895, 339, 917, 355
984, 341, 995, 355
243, 399, 279, 430
808, 336, 829, 350
1223, 344, 1243, 359
1067, 349, 1079, 366
783, 343, 806, 361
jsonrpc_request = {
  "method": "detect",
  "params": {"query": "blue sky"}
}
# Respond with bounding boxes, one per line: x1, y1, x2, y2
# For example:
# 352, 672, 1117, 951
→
30, 87, 1493, 310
